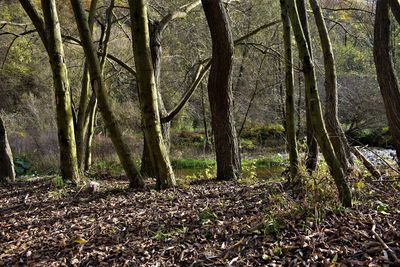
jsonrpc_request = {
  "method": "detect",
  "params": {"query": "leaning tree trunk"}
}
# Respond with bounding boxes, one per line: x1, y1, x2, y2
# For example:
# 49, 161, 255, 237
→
202, 0, 241, 180
296, 0, 318, 172
287, 0, 352, 207
128, 0, 176, 189
70, 0, 144, 188
76, 0, 98, 171
42, 0, 80, 184
0, 116, 15, 183
374, 0, 400, 164
280, 0, 300, 181
309, 0, 354, 172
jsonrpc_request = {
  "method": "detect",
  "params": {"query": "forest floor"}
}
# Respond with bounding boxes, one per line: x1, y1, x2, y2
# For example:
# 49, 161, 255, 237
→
1, 173, 400, 266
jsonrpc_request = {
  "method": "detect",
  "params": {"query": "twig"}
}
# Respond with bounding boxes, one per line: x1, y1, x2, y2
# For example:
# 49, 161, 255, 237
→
368, 214, 400, 264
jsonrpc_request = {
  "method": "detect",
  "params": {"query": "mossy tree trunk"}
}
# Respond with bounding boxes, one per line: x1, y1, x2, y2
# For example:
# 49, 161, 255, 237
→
70, 0, 144, 188
296, 0, 318, 173
287, 0, 352, 207
374, 0, 400, 164
19, 0, 80, 184
128, 0, 176, 189
140, 21, 171, 177
280, 0, 300, 181
202, 0, 241, 180
0, 116, 15, 183
76, 0, 98, 171
42, 0, 80, 184
309, 0, 354, 172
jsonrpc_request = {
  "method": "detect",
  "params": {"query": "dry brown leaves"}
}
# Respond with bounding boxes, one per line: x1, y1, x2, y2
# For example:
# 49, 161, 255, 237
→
0, 176, 399, 266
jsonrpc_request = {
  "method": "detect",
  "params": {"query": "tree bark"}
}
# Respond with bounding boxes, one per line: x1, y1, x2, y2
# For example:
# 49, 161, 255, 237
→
202, 0, 241, 180
280, 0, 300, 181
70, 0, 144, 188
287, 0, 352, 207
0, 116, 15, 183
296, 0, 318, 173
309, 0, 354, 172
128, 0, 176, 189
76, 0, 98, 171
42, 0, 80, 183
374, 0, 400, 164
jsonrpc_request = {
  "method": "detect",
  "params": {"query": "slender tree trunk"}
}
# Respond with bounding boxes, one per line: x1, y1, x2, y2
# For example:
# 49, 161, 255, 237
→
201, 82, 211, 152
42, 0, 80, 183
374, 0, 400, 164
128, 0, 176, 189
202, 0, 241, 180
70, 0, 144, 188
280, 0, 300, 181
0, 116, 15, 183
84, 95, 97, 171
309, 0, 354, 172
296, 0, 318, 172
76, 0, 98, 170
287, 0, 352, 207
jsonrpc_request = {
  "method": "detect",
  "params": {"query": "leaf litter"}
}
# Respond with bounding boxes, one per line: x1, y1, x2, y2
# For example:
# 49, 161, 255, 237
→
0, 175, 399, 266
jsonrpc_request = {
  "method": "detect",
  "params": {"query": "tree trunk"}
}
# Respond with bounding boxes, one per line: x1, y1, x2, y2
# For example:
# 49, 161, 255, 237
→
287, 0, 352, 207
84, 95, 97, 171
309, 0, 354, 172
374, 0, 400, 164
70, 0, 144, 188
390, 0, 400, 24
0, 116, 15, 183
280, 0, 300, 181
128, 0, 176, 189
76, 0, 98, 171
140, 21, 171, 177
42, 0, 80, 184
296, 0, 318, 173
202, 0, 241, 180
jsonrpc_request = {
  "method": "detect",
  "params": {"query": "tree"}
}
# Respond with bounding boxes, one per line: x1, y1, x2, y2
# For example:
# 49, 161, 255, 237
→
128, 0, 176, 189
202, 0, 241, 180
309, 0, 354, 173
287, 0, 352, 206
75, 0, 98, 171
374, 0, 400, 164
19, 0, 80, 184
0, 115, 15, 183
280, 0, 300, 180
140, 1, 201, 177
69, 0, 144, 188
296, 0, 318, 173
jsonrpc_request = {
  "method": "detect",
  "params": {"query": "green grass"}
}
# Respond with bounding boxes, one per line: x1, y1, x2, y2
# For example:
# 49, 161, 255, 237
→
171, 159, 216, 169
173, 155, 286, 170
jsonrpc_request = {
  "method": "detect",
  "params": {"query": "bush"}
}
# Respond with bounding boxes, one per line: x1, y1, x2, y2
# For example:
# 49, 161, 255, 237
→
348, 126, 393, 148
241, 123, 285, 145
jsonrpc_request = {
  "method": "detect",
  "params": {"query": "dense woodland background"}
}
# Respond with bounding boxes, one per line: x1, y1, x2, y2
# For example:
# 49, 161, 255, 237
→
1, 0, 400, 265
1, 0, 398, 174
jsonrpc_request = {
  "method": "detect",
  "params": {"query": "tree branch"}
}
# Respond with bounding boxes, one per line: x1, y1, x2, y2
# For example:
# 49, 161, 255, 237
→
390, 0, 400, 25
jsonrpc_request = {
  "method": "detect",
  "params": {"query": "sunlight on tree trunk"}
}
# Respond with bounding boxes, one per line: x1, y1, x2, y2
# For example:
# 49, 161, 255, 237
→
309, 0, 354, 173
128, 0, 176, 189
70, 0, 144, 188
42, 0, 80, 184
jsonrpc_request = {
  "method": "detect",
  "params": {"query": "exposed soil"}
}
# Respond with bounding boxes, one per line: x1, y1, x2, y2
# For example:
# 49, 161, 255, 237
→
1, 175, 399, 266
